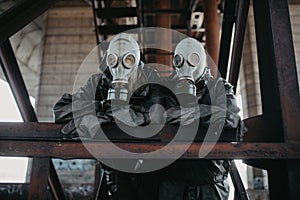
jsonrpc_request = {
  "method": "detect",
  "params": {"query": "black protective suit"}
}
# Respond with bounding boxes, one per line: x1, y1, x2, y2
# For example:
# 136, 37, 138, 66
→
159, 75, 245, 200
53, 64, 175, 135
53, 65, 245, 200
53, 64, 174, 200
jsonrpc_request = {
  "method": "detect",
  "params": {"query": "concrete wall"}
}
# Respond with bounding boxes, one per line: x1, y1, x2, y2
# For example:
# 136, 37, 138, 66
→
290, 4, 300, 88
240, 6, 262, 119
0, 17, 45, 107
37, 6, 98, 122
35, 4, 99, 194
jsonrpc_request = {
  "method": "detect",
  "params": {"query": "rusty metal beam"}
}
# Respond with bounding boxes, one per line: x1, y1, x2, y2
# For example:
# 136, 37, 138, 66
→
136, 0, 144, 27
0, 122, 239, 142
253, 0, 284, 141
49, 161, 65, 199
243, 115, 277, 142
0, 140, 299, 159
94, 161, 109, 200
203, 0, 220, 77
94, 161, 101, 198
224, 1, 251, 194
0, 122, 63, 139
0, 0, 59, 45
266, 160, 289, 200
0, 40, 65, 200
218, 0, 237, 79
0, 115, 288, 143
228, 0, 250, 91
28, 157, 51, 200
91, 0, 101, 46
252, 0, 300, 199
0, 40, 37, 122
136, 0, 145, 59
229, 161, 249, 200
267, 0, 300, 143
155, 0, 171, 66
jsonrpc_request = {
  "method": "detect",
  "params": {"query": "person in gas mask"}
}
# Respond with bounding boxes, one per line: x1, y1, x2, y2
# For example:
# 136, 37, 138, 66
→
53, 33, 172, 200
159, 37, 246, 200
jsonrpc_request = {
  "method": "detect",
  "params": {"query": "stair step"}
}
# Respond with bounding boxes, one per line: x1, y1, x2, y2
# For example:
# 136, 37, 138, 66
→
98, 25, 139, 35
97, 7, 137, 18
143, 9, 186, 14
97, 24, 188, 35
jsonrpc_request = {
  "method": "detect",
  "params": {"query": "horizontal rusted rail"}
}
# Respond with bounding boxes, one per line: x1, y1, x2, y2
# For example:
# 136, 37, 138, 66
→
0, 122, 239, 142
0, 116, 273, 142
0, 122, 299, 159
0, 140, 299, 159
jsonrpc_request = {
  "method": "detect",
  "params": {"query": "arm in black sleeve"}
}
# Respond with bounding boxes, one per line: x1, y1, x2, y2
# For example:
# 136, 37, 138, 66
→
53, 73, 103, 123
53, 73, 111, 137
200, 78, 246, 140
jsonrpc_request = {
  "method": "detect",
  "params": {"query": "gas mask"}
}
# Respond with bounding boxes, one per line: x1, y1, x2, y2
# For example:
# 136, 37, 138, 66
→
173, 38, 210, 97
106, 33, 141, 102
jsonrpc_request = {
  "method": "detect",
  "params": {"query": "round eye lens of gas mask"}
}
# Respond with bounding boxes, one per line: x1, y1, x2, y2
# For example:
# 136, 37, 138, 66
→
123, 54, 136, 69
173, 54, 184, 68
106, 53, 118, 68
187, 53, 200, 67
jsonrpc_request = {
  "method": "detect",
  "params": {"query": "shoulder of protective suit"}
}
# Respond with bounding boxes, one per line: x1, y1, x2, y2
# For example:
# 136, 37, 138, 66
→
88, 73, 102, 80
80, 71, 112, 94
99, 68, 113, 86
86, 73, 104, 86
102, 67, 112, 79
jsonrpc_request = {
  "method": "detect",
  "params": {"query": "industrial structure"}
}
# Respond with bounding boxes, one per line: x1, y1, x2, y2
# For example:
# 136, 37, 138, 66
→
0, 0, 299, 199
